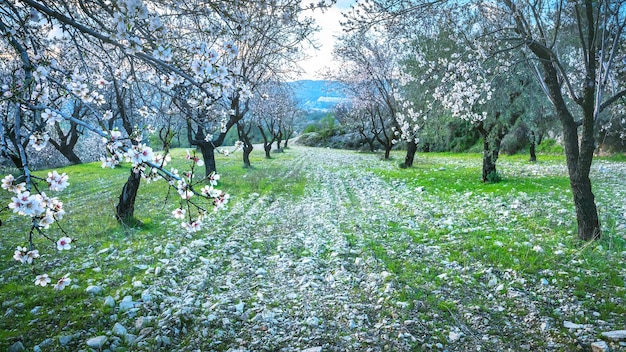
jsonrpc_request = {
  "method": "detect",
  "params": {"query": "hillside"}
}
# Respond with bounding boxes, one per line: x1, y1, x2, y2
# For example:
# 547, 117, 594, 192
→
288, 80, 349, 112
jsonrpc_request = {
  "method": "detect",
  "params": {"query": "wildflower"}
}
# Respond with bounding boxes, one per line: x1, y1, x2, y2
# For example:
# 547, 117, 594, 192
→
42, 108, 62, 125
29, 131, 49, 151
54, 274, 71, 290
10, 192, 45, 217
208, 172, 220, 186
56, 237, 72, 250
102, 110, 113, 120
1, 174, 25, 193
38, 212, 56, 228
35, 274, 51, 287
214, 192, 230, 209
182, 219, 202, 232
95, 78, 110, 89
223, 40, 238, 58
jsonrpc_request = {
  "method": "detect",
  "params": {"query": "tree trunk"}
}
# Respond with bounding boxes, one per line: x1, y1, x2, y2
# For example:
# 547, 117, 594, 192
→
540, 60, 601, 240
242, 145, 253, 168
403, 140, 418, 167
481, 138, 498, 182
52, 142, 82, 164
264, 143, 272, 159
198, 142, 217, 175
384, 145, 391, 159
115, 170, 141, 225
529, 130, 537, 162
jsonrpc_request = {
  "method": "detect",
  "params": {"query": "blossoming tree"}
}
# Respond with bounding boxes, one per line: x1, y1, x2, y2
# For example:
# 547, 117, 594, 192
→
0, 0, 240, 285
482, 0, 626, 239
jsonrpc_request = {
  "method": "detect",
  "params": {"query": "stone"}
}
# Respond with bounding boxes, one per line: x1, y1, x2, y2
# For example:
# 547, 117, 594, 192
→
602, 330, 626, 341
112, 322, 127, 336
301, 348, 322, 352
124, 334, 137, 345
86, 285, 103, 295
119, 299, 136, 312
306, 316, 319, 327
86, 336, 107, 349
103, 296, 115, 308
591, 341, 610, 352
449, 331, 463, 342
234, 302, 245, 314
564, 321, 585, 329
8, 341, 25, 352
38, 338, 53, 348
59, 335, 73, 346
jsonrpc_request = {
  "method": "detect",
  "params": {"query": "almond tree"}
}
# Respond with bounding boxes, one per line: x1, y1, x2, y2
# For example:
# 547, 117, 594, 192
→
0, 0, 237, 285
345, 0, 626, 240
331, 29, 409, 159
183, 0, 324, 174
484, 0, 626, 239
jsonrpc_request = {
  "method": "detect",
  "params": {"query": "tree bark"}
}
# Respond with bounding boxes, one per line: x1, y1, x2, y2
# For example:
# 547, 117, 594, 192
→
482, 145, 499, 182
115, 169, 141, 225
242, 145, 253, 167
264, 143, 272, 158
384, 145, 391, 159
529, 130, 537, 162
237, 122, 253, 168
540, 60, 601, 240
198, 142, 217, 175
403, 140, 418, 167
505, 0, 602, 240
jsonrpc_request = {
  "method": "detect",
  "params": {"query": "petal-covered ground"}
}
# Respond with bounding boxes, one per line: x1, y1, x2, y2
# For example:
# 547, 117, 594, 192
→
136, 148, 626, 351
1, 147, 625, 351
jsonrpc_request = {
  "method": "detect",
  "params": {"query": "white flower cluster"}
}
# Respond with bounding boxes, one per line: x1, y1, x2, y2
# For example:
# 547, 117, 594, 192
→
172, 170, 229, 233
2, 172, 72, 288
432, 56, 492, 123
4, 174, 67, 229
67, 70, 105, 105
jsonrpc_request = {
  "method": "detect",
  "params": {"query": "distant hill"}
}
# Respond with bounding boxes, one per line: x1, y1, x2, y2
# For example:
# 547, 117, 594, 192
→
288, 80, 350, 112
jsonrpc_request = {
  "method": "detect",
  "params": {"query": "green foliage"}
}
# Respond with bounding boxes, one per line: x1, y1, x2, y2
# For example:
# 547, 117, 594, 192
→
299, 113, 343, 143
302, 123, 320, 134
536, 138, 564, 154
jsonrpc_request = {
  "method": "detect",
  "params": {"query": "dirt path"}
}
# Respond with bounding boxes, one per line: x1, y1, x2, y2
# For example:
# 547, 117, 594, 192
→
140, 147, 626, 351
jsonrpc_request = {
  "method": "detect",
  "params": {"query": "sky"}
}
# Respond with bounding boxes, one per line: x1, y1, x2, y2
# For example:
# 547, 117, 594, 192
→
297, 0, 355, 80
